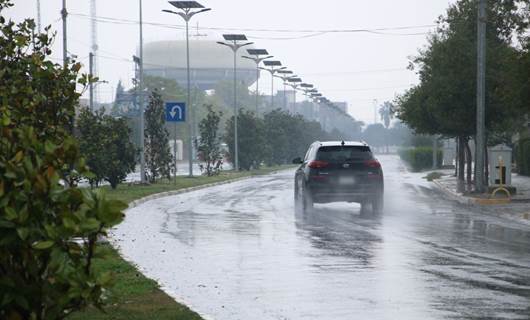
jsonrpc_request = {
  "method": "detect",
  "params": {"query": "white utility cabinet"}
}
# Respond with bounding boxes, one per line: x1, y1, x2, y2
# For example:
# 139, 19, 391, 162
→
488, 144, 512, 186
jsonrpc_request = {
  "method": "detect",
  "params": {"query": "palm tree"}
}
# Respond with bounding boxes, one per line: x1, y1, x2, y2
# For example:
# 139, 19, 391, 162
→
379, 101, 395, 153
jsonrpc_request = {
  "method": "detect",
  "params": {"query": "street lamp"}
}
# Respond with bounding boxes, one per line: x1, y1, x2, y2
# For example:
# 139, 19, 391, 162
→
305, 88, 318, 97
274, 70, 294, 111
163, 1, 211, 177
287, 77, 302, 114
217, 34, 254, 172
260, 60, 285, 109
242, 49, 273, 114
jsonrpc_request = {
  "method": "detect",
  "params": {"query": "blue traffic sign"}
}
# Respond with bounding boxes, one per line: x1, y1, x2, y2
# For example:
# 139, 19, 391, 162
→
165, 102, 186, 122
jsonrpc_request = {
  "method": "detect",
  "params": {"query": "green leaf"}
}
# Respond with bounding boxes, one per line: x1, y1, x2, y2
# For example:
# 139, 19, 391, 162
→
4, 171, 16, 179
14, 294, 29, 309
81, 218, 101, 231
16, 228, 29, 240
32, 241, 54, 250
97, 271, 113, 286
62, 217, 77, 230
5, 207, 17, 221
0, 220, 15, 229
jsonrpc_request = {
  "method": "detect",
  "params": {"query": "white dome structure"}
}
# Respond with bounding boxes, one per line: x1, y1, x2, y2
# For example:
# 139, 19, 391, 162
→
143, 40, 257, 90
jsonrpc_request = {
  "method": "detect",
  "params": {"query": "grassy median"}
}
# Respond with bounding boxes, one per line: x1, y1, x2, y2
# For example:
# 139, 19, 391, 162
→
68, 165, 293, 320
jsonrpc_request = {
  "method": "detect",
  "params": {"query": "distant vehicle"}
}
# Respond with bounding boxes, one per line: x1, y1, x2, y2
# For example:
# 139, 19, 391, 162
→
293, 141, 384, 214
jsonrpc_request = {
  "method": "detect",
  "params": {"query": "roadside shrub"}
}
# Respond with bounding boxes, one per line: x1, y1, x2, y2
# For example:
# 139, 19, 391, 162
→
0, 2, 127, 318
516, 138, 530, 176
198, 105, 223, 176
225, 109, 265, 171
398, 147, 443, 172
77, 108, 137, 189
145, 90, 172, 182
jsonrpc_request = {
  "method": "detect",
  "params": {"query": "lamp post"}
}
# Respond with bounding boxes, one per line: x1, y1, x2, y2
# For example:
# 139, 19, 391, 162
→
299, 84, 315, 118
287, 77, 302, 114
138, 0, 147, 182
217, 34, 254, 171
475, 0, 487, 192
163, 1, 211, 177
305, 89, 318, 120
260, 60, 285, 109
274, 70, 294, 111
300, 83, 314, 104
242, 49, 273, 114
305, 88, 318, 98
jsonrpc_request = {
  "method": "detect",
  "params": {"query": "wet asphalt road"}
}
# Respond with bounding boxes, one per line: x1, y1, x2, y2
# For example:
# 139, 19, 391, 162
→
113, 155, 530, 320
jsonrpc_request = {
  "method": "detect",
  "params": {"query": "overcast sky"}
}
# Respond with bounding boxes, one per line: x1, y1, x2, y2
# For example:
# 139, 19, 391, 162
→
7, 0, 457, 125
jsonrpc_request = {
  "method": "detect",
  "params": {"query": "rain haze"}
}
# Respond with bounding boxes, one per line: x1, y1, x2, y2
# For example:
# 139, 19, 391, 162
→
7, 0, 457, 125
2, 1, 530, 319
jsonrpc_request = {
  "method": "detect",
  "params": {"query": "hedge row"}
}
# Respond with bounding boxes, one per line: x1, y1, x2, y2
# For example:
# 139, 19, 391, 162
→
516, 138, 530, 176
398, 147, 444, 172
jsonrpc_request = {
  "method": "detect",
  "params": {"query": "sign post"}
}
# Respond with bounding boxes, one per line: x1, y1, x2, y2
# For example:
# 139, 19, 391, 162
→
166, 102, 186, 184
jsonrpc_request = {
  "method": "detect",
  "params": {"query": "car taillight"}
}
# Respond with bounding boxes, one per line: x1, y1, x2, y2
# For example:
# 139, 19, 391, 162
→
308, 160, 329, 169
364, 159, 381, 169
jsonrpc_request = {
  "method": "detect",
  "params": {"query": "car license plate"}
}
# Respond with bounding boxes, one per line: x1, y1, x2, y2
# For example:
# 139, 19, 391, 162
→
338, 176, 355, 185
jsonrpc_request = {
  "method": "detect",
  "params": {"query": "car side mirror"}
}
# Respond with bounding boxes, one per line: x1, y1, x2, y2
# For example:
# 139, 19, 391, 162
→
292, 157, 303, 164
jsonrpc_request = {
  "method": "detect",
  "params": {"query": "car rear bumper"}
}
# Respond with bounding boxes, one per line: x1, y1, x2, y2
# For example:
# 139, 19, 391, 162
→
311, 192, 381, 204
308, 184, 383, 204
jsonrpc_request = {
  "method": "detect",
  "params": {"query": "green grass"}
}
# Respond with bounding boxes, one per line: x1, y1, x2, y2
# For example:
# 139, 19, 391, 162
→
423, 171, 445, 181
68, 165, 294, 320
102, 165, 292, 204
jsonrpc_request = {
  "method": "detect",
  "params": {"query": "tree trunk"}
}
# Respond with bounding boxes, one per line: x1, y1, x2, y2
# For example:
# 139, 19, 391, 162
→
465, 138, 473, 188
484, 142, 489, 186
457, 136, 466, 192
455, 138, 459, 177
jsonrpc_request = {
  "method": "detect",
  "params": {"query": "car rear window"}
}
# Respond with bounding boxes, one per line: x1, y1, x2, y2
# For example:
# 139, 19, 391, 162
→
316, 146, 372, 162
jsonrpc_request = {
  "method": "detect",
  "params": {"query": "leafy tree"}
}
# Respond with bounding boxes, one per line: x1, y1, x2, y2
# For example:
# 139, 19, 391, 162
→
212, 80, 254, 113
198, 105, 223, 176
0, 1, 126, 318
77, 109, 137, 189
77, 108, 107, 187
225, 110, 265, 170
379, 101, 394, 130
110, 80, 125, 116
114, 75, 207, 161
395, 0, 529, 187
378, 101, 395, 152
262, 109, 291, 165
100, 116, 137, 189
144, 90, 172, 182
362, 124, 387, 150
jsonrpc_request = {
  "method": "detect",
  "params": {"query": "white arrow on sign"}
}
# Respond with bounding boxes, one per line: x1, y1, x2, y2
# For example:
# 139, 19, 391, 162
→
169, 105, 183, 119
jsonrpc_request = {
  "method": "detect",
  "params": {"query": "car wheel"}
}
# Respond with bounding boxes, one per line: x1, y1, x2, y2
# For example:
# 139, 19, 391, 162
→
372, 193, 384, 214
360, 201, 370, 215
294, 178, 302, 213
301, 181, 313, 213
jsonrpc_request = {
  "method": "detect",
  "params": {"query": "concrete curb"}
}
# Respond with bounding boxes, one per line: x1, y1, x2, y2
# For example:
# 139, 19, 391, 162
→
431, 179, 530, 225
127, 168, 293, 210
432, 180, 511, 206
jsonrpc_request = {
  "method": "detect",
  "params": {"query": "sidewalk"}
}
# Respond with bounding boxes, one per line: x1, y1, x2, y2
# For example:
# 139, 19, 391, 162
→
433, 173, 530, 204
432, 173, 530, 225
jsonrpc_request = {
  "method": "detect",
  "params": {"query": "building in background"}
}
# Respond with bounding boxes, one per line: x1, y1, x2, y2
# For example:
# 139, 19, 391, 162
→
143, 40, 256, 90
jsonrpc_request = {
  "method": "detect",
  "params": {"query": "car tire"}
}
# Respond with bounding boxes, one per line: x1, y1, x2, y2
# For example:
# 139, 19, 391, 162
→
300, 181, 313, 213
360, 201, 370, 215
372, 193, 384, 214
294, 179, 302, 213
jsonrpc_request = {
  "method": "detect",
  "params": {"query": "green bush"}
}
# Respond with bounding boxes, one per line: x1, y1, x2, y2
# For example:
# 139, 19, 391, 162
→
516, 138, 530, 176
77, 108, 137, 189
0, 1, 127, 318
398, 147, 443, 172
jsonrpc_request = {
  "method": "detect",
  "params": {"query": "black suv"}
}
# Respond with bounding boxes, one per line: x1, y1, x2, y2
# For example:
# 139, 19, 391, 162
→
293, 141, 384, 213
